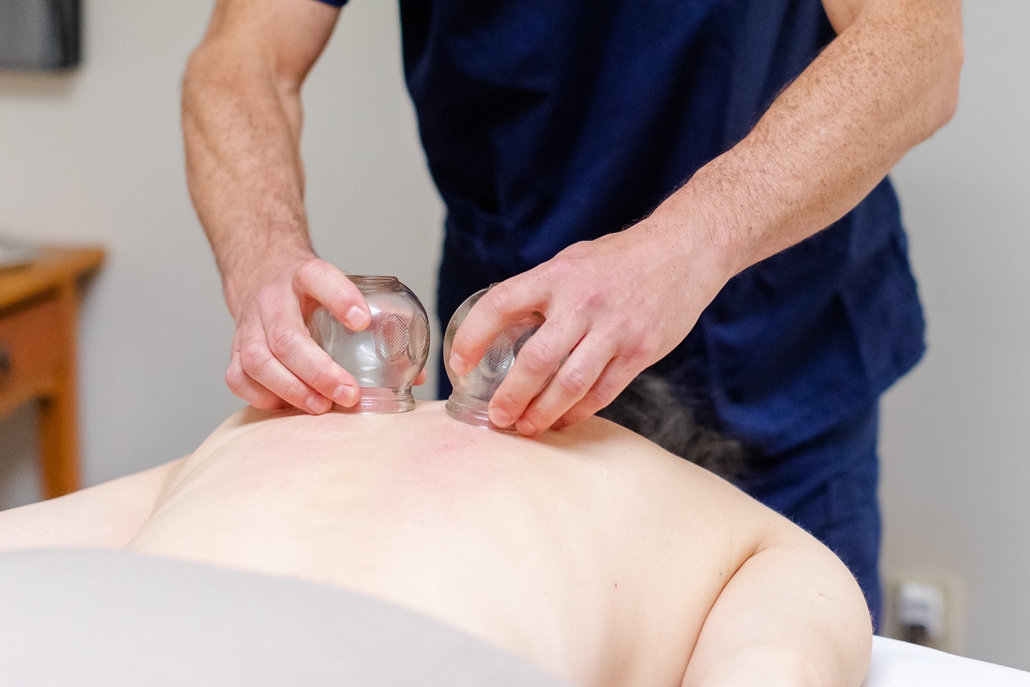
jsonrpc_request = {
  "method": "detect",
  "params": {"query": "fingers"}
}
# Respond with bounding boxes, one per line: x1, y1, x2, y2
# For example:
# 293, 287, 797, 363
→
449, 274, 549, 375
414, 368, 428, 386
512, 335, 619, 435
226, 258, 365, 413
225, 348, 289, 411
445, 227, 701, 434
233, 319, 346, 414
552, 362, 638, 430
486, 313, 588, 430
293, 259, 370, 331
255, 282, 360, 410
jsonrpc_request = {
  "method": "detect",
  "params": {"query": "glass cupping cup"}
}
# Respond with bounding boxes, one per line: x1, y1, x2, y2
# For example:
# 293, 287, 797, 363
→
443, 286, 545, 430
308, 275, 430, 413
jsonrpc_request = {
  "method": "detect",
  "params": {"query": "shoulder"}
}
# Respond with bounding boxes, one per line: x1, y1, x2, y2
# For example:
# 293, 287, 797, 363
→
545, 413, 779, 553
0, 459, 185, 552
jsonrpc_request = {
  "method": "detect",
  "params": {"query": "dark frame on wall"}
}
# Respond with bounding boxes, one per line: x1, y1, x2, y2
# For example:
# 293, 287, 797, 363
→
0, 0, 82, 70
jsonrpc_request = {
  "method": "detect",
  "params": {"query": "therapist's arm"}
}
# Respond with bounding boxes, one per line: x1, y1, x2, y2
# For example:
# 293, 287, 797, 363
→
183, 0, 370, 414
450, 0, 963, 435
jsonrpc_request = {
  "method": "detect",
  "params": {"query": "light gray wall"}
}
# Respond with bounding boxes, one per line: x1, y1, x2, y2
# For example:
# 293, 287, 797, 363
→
0, 0, 1027, 672
880, 2, 1030, 670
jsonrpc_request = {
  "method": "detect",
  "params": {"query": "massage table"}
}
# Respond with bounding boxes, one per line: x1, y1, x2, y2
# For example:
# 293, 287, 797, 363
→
0, 549, 1026, 686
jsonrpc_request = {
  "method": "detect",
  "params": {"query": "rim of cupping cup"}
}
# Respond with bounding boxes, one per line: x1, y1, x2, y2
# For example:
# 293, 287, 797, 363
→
444, 395, 519, 433
340, 386, 415, 414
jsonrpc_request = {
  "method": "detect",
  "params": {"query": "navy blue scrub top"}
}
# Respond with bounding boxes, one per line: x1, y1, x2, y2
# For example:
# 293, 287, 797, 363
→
318, 0, 926, 453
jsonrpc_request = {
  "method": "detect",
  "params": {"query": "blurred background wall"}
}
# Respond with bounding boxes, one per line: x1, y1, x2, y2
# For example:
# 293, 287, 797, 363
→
0, 0, 1026, 670
880, 2, 1030, 667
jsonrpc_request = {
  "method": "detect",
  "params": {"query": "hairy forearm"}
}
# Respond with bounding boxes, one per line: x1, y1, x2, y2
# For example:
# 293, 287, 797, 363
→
659, 0, 962, 277
183, 40, 314, 317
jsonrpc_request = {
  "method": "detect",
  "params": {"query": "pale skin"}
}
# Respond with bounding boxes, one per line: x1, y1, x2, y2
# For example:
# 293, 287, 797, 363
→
182, 0, 962, 432
0, 403, 872, 686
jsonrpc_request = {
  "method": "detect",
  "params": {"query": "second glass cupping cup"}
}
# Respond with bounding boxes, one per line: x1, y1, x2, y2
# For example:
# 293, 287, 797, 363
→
443, 286, 544, 430
308, 275, 430, 414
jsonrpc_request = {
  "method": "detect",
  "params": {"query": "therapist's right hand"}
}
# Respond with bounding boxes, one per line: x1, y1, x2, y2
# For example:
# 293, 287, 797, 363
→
225, 255, 370, 414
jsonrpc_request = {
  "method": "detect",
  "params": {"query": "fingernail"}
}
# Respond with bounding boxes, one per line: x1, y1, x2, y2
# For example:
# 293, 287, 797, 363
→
345, 306, 369, 330
517, 419, 536, 435
491, 408, 511, 428
333, 384, 357, 406
450, 353, 468, 374
306, 395, 331, 414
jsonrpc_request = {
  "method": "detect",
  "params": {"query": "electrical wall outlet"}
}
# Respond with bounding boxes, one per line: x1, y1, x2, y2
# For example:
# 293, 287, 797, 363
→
897, 581, 946, 647
882, 572, 965, 654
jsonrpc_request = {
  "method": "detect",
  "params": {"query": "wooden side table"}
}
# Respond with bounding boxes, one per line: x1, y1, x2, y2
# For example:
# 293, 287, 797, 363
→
0, 246, 104, 499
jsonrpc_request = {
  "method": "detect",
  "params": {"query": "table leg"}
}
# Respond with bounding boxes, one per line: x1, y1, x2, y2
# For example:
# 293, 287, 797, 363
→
37, 283, 80, 499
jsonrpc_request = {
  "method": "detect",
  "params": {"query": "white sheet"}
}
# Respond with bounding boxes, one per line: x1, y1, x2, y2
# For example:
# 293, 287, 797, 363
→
867, 636, 1030, 686
2, 550, 1027, 686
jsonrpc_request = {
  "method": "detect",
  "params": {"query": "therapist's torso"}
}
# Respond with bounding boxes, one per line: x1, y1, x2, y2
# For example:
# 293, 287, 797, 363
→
335, 0, 927, 452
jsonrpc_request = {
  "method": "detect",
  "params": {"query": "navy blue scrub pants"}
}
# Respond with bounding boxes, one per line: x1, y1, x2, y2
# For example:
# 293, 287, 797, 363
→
736, 403, 883, 629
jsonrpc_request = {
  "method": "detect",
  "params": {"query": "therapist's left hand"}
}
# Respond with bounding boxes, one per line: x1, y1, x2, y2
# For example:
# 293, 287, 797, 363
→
447, 205, 736, 436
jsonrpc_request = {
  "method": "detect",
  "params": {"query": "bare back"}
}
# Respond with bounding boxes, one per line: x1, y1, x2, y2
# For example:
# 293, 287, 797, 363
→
125, 402, 776, 686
